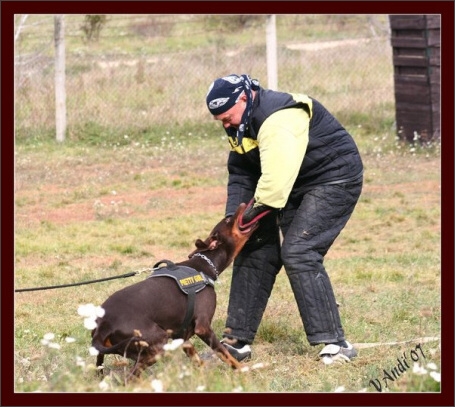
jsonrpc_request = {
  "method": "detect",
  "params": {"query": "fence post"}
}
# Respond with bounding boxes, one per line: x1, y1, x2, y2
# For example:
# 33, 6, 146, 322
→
266, 15, 278, 90
54, 14, 66, 142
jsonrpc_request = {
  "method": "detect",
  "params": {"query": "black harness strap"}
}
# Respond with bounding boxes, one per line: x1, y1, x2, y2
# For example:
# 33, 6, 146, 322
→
178, 286, 197, 338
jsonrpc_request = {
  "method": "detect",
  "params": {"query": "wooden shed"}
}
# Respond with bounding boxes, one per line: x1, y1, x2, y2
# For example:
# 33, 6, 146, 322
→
389, 15, 440, 142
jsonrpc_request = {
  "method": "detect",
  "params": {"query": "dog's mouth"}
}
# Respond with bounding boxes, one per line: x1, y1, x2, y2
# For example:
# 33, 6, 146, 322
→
237, 221, 259, 235
235, 203, 271, 235
234, 204, 261, 235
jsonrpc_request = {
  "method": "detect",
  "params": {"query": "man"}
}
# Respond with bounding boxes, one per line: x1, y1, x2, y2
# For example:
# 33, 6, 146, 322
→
205, 74, 363, 364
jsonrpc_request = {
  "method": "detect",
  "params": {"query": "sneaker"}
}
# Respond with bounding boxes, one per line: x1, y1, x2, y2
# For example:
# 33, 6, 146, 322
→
220, 338, 252, 362
319, 341, 358, 364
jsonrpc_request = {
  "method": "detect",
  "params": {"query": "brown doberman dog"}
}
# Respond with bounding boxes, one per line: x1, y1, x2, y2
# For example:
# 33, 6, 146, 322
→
91, 203, 261, 377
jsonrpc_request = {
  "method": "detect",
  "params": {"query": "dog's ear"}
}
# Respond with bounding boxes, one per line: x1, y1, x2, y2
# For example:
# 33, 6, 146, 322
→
188, 233, 223, 258
188, 238, 209, 258
194, 238, 208, 249
208, 232, 222, 250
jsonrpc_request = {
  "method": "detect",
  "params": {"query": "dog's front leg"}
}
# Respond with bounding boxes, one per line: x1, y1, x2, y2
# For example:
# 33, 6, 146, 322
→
196, 328, 244, 370
213, 341, 244, 370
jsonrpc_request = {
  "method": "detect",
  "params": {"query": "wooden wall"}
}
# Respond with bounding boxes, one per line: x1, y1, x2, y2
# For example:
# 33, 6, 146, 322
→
389, 15, 440, 142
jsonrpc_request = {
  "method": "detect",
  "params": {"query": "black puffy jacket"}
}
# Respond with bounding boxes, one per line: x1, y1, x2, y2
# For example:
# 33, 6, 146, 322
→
225, 87, 363, 216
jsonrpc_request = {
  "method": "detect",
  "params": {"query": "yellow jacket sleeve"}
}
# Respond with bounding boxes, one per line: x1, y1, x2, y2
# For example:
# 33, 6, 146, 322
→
254, 107, 310, 209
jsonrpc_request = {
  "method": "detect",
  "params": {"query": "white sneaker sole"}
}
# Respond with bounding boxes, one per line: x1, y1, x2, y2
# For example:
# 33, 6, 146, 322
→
319, 343, 357, 364
221, 341, 252, 362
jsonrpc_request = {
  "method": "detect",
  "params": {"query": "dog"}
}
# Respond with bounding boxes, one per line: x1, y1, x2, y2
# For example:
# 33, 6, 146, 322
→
90, 203, 259, 377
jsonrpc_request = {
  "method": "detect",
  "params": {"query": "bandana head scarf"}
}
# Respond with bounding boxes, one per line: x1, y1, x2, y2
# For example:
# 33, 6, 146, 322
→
206, 74, 260, 144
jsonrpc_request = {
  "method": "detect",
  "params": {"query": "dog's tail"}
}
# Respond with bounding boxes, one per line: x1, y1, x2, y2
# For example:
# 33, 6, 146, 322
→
91, 334, 145, 355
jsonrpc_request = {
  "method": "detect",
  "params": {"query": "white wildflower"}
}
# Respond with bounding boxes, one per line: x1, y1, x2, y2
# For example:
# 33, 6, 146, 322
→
83, 317, 97, 330
43, 333, 55, 341
99, 379, 109, 391
334, 386, 345, 392
76, 356, 86, 368
89, 346, 100, 356
196, 385, 206, 392
78, 304, 105, 331
322, 356, 333, 365
151, 379, 164, 392
412, 362, 428, 375
163, 338, 184, 351
65, 337, 76, 343
78, 303, 105, 318
48, 342, 61, 350
426, 362, 437, 370
19, 357, 30, 368
251, 362, 265, 370
178, 366, 191, 379
77, 303, 93, 317
430, 371, 441, 382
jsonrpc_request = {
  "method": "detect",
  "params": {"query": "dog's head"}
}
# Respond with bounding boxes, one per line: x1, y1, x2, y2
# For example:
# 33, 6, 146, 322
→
188, 203, 260, 264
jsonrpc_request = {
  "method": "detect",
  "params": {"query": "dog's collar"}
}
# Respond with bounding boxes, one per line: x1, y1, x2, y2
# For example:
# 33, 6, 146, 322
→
191, 252, 219, 279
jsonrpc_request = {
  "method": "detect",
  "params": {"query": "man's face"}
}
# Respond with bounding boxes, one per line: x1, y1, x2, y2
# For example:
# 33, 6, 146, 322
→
213, 92, 247, 130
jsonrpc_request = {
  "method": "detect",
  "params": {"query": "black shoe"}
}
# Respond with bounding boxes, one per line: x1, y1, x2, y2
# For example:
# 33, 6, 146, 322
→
220, 338, 252, 362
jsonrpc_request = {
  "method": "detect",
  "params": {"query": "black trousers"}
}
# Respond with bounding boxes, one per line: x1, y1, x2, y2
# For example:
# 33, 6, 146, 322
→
224, 177, 363, 346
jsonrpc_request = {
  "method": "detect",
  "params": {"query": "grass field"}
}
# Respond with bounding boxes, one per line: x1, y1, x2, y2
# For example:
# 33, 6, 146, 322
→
14, 126, 441, 394
11, 12, 444, 397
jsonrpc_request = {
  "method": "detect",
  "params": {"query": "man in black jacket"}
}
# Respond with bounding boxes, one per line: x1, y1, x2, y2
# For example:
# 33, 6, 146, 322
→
205, 74, 363, 364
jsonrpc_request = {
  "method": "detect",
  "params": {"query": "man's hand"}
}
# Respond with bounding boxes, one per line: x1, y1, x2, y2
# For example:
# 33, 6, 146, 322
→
238, 199, 272, 231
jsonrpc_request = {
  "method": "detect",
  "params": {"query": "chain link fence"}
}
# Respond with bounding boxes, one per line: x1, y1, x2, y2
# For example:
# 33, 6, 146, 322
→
14, 14, 394, 139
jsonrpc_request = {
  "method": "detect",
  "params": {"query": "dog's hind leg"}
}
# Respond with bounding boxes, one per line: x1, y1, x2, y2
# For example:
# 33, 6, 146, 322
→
127, 349, 161, 381
126, 325, 169, 379
96, 353, 105, 376
182, 341, 204, 367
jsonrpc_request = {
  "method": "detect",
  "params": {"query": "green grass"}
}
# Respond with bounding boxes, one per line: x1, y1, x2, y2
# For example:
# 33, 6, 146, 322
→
16, 15, 386, 54
13, 13, 441, 395
14, 127, 441, 393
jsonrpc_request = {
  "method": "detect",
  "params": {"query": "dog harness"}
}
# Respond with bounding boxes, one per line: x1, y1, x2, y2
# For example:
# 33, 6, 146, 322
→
149, 259, 215, 337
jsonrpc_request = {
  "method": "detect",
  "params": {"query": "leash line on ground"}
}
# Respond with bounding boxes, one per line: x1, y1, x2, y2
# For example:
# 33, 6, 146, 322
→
353, 336, 440, 349
15, 268, 154, 293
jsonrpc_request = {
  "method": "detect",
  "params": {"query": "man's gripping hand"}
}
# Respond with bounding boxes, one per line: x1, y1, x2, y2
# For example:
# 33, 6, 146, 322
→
238, 199, 273, 231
